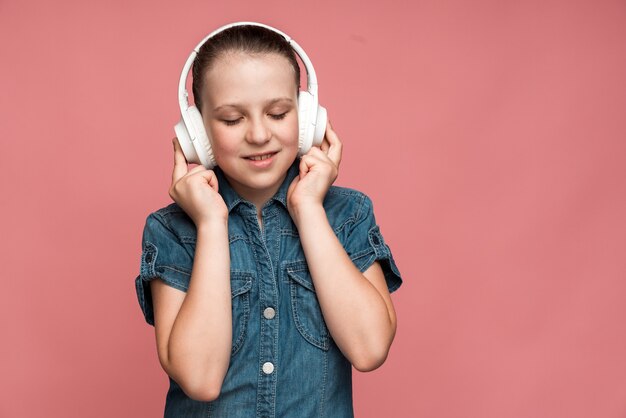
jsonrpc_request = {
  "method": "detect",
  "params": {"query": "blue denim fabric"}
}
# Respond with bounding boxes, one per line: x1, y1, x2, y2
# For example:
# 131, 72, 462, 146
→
135, 159, 402, 417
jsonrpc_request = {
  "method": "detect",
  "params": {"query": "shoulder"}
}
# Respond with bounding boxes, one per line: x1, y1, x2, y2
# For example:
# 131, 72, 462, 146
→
143, 202, 197, 243
324, 184, 372, 208
323, 185, 374, 232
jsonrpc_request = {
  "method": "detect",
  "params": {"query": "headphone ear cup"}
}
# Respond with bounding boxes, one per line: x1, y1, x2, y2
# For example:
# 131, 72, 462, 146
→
298, 91, 327, 154
297, 91, 313, 155
312, 104, 327, 148
187, 106, 217, 169
174, 118, 201, 165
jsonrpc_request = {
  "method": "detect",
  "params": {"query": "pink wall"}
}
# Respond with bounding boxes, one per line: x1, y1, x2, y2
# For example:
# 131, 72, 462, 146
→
2, 0, 625, 416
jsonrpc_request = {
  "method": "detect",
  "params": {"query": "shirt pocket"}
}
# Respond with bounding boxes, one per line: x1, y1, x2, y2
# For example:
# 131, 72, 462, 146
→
230, 271, 253, 356
284, 260, 330, 351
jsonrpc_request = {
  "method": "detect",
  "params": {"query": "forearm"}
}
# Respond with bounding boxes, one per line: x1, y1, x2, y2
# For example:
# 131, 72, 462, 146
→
294, 205, 395, 371
167, 219, 232, 397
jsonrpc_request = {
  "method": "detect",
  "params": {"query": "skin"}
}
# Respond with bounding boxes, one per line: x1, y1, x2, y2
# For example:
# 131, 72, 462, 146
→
150, 51, 398, 402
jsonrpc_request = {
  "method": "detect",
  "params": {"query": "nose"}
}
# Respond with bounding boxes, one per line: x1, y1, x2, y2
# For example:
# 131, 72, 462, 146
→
245, 115, 271, 145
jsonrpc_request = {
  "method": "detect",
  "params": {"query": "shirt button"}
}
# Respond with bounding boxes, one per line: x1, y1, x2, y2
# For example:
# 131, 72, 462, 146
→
262, 362, 274, 375
263, 307, 276, 319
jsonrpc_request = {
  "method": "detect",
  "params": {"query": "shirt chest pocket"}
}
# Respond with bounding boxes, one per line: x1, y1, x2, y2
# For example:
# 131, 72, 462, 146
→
284, 260, 330, 351
230, 271, 253, 356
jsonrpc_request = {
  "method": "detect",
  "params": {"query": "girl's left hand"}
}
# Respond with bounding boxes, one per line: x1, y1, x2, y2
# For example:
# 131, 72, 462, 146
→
287, 120, 343, 223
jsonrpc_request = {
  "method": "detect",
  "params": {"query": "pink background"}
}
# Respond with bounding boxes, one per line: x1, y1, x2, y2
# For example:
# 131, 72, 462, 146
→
2, 0, 626, 416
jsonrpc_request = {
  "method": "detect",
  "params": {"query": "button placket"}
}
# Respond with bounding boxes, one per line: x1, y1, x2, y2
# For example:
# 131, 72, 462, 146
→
248, 207, 279, 415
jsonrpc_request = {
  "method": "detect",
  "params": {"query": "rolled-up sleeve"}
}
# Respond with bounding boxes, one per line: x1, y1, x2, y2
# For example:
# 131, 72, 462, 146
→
134, 212, 193, 326
344, 195, 402, 294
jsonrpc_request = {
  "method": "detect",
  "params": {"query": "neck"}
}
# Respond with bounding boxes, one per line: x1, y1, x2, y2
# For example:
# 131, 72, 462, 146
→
240, 186, 278, 212
226, 174, 286, 213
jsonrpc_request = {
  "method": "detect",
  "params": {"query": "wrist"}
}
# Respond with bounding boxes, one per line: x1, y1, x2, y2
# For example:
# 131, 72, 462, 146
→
289, 202, 326, 228
196, 217, 229, 234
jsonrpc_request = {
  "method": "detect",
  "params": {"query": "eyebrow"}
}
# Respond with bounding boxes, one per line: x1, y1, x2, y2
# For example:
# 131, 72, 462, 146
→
212, 97, 294, 112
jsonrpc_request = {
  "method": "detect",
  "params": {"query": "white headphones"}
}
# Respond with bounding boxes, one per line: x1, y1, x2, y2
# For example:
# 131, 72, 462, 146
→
174, 21, 328, 169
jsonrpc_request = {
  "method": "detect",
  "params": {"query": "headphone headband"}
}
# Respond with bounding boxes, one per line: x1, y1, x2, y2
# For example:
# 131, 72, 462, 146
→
177, 21, 319, 142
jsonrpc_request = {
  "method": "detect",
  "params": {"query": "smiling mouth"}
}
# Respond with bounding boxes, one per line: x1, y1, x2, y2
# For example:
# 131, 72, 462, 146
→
245, 153, 276, 161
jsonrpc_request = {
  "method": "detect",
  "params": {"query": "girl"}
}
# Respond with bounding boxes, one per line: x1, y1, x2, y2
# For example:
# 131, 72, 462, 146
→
135, 22, 402, 417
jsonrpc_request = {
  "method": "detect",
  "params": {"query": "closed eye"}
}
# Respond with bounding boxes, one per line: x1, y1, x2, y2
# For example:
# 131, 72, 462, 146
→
221, 111, 289, 127
270, 112, 288, 120
222, 118, 242, 126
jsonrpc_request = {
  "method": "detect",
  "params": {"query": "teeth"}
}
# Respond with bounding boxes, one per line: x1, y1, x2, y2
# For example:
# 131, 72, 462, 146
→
248, 154, 273, 161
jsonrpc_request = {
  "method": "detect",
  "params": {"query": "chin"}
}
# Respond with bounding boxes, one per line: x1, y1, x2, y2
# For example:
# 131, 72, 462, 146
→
245, 169, 287, 188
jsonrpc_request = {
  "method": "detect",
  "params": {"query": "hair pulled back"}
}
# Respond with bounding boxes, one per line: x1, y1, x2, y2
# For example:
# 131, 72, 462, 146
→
191, 24, 301, 113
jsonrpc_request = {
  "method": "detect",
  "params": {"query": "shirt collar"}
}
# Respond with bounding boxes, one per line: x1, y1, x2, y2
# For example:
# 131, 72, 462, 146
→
214, 158, 300, 213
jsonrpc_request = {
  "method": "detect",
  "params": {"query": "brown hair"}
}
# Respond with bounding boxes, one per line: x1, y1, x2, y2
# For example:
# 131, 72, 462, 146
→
191, 24, 301, 113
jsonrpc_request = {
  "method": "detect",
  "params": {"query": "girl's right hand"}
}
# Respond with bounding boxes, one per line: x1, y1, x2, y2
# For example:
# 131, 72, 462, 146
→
169, 137, 228, 227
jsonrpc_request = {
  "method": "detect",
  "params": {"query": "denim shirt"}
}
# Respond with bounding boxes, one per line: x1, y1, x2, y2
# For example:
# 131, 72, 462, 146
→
134, 159, 402, 417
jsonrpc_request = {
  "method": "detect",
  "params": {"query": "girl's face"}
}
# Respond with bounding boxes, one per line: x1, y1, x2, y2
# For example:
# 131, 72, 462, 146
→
200, 51, 300, 203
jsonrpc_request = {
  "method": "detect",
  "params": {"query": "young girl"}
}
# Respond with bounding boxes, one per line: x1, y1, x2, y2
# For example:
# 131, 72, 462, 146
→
135, 22, 402, 417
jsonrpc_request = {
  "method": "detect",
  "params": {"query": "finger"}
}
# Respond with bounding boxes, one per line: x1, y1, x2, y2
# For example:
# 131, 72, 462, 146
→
324, 121, 343, 167
172, 137, 189, 185
198, 170, 219, 193
306, 146, 331, 162
299, 154, 314, 177
319, 119, 332, 152
306, 148, 339, 181
320, 136, 330, 154
308, 143, 341, 169
301, 147, 332, 169
186, 164, 207, 176
325, 120, 340, 147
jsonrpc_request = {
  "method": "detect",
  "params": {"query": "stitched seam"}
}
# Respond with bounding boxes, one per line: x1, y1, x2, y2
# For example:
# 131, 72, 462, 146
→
288, 270, 329, 351
231, 287, 250, 355
280, 228, 299, 237
318, 348, 328, 417
349, 247, 376, 262
229, 234, 247, 244
158, 265, 192, 276
146, 275, 187, 293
